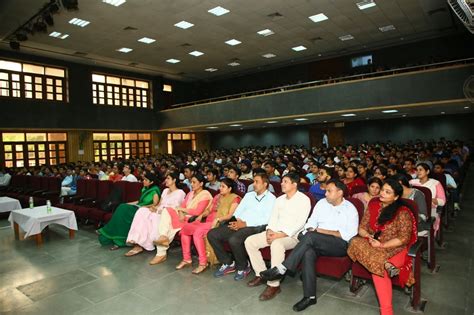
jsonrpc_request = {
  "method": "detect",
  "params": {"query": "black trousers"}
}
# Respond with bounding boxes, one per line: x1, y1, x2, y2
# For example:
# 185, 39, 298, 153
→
207, 225, 266, 270
283, 232, 348, 298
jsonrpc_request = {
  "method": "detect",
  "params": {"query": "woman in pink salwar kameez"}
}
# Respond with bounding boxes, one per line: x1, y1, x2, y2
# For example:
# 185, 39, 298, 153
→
125, 172, 185, 257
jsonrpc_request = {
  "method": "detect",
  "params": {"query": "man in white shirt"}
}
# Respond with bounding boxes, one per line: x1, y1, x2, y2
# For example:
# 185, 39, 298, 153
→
245, 172, 311, 301
260, 179, 359, 312
121, 165, 138, 182
0, 168, 12, 187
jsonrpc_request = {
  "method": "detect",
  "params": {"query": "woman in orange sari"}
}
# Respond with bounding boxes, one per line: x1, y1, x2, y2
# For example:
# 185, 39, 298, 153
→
348, 179, 417, 315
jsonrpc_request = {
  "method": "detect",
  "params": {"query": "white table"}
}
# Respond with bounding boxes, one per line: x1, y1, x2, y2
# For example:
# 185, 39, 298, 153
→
8, 206, 78, 246
0, 197, 22, 213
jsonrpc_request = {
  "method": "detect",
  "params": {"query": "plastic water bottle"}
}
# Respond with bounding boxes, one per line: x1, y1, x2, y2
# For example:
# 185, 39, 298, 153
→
46, 200, 52, 214
29, 197, 34, 209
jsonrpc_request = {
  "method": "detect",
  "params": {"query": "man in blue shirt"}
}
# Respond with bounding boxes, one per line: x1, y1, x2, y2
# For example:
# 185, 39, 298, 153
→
308, 166, 333, 201
208, 173, 276, 281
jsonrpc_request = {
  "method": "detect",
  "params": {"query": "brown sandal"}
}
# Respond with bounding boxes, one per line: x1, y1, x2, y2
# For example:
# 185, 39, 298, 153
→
192, 264, 208, 274
125, 246, 143, 257
176, 260, 192, 270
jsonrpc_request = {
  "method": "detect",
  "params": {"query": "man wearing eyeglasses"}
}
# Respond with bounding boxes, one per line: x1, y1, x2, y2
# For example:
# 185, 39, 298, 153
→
308, 166, 334, 201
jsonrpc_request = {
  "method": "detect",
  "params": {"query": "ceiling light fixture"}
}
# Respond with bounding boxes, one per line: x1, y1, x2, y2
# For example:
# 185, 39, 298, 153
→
166, 58, 180, 64
339, 34, 354, 41
228, 62, 240, 66
138, 37, 156, 44
292, 45, 307, 51
266, 121, 278, 124
117, 47, 133, 53
174, 21, 194, 29
257, 29, 274, 36
205, 68, 218, 72
262, 53, 276, 58
229, 124, 242, 127
309, 13, 328, 23
206, 126, 218, 129
357, 0, 376, 10
379, 25, 396, 32
294, 118, 308, 121
382, 109, 398, 113
189, 50, 204, 57
225, 39, 241, 46
341, 113, 356, 117
208, 6, 230, 16
103, 0, 126, 6
69, 18, 90, 27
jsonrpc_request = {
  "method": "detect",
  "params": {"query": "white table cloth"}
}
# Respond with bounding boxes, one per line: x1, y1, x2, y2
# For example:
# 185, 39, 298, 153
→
0, 197, 22, 213
8, 206, 78, 238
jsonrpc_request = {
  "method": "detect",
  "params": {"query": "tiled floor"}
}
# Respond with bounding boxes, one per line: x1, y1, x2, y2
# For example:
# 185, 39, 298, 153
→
1, 167, 472, 315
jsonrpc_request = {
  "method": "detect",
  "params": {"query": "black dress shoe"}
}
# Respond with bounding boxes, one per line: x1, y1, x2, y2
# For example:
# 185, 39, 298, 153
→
293, 297, 317, 312
260, 267, 284, 281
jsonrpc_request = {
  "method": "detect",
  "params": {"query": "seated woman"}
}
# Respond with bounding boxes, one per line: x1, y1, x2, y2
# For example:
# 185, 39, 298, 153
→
178, 178, 241, 274
97, 171, 160, 250
409, 163, 446, 234
151, 173, 213, 265
343, 165, 365, 196
393, 173, 429, 233
348, 179, 417, 315
352, 176, 383, 211
125, 172, 186, 257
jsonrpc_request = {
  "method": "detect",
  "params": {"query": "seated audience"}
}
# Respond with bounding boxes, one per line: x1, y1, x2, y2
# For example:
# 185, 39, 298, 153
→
227, 165, 247, 195
343, 165, 365, 195
205, 168, 221, 191
121, 165, 138, 182
60, 167, 77, 197
352, 176, 383, 211
308, 166, 333, 201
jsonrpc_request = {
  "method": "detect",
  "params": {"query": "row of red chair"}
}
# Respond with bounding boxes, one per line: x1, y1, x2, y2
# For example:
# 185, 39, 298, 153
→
0, 175, 61, 207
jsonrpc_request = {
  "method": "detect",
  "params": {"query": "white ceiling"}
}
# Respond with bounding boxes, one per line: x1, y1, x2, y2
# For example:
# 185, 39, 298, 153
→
0, 0, 462, 81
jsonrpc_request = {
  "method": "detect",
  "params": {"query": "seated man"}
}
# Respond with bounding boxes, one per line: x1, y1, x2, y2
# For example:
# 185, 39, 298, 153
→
205, 168, 221, 191
308, 166, 333, 201
207, 173, 276, 281
247, 168, 275, 193
227, 165, 246, 195
265, 161, 281, 182
0, 167, 12, 188
260, 179, 359, 312
60, 167, 77, 197
245, 172, 311, 301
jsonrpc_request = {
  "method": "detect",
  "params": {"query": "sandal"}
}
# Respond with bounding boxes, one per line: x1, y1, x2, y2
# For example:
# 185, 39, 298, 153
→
176, 260, 192, 270
153, 236, 170, 247
109, 245, 120, 251
192, 264, 208, 274
384, 262, 400, 278
125, 246, 143, 257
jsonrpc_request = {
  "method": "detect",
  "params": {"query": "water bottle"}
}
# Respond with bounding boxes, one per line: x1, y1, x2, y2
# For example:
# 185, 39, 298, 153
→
46, 200, 52, 213
29, 197, 34, 209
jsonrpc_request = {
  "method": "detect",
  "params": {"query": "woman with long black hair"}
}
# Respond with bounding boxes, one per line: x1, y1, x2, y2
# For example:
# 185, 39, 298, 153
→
347, 179, 417, 315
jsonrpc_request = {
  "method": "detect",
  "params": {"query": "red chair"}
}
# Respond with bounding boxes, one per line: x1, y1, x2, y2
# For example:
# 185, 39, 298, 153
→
415, 186, 439, 272
125, 181, 143, 202
299, 182, 310, 192
240, 179, 253, 191
77, 180, 113, 222
270, 181, 282, 197
207, 188, 219, 197
350, 198, 425, 312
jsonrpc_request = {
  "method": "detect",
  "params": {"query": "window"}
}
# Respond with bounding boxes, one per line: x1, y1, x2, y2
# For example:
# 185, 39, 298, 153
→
351, 55, 373, 68
0, 59, 67, 101
92, 73, 151, 108
163, 84, 172, 92
92, 132, 151, 162
167, 133, 196, 154
1, 132, 67, 167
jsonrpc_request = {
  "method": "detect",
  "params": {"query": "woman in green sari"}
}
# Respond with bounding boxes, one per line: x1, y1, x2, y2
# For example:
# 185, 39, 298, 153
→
98, 171, 161, 250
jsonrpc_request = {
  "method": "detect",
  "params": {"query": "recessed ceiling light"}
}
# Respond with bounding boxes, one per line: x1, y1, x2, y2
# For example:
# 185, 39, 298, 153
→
69, 18, 90, 27
205, 68, 218, 72
257, 29, 274, 36
262, 53, 276, 58
357, 0, 376, 10
464, 106, 469, 109
189, 50, 204, 57
228, 62, 240, 66
225, 39, 241, 46
102, 0, 126, 7
339, 35, 354, 41
402, 114, 407, 117
208, 6, 229, 16
59, 34, 69, 39
166, 58, 180, 63
266, 121, 278, 124
341, 113, 356, 117
117, 47, 133, 53
382, 109, 398, 113
207, 126, 218, 129
379, 25, 396, 32
309, 13, 328, 23
229, 124, 242, 127
174, 21, 194, 29
49, 32, 69, 39
323, 120, 327, 123
49, 31, 61, 38
138, 37, 156, 44
292, 45, 307, 51
366, 117, 370, 120
294, 118, 308, 121
441, 112, 445, 114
